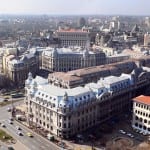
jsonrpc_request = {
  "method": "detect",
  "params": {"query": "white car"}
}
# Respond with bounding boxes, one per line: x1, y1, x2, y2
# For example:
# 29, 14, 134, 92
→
130, 135, 134, 138
127, 133, 134, 138
7, 107, 11, 112
119, 130, 126, 134
139, 131, 143, 134
17, 132, 23, 136
1, 123, 5, 127
127, 133, 132, 136
143, 132, 147, 136
135, 130, 139, 133
16, 126, 21, 130
8, 120, 13, 124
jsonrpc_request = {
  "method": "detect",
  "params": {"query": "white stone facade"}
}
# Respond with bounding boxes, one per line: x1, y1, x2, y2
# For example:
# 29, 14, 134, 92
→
25, 70, 150, 138
132, 96, 150, 135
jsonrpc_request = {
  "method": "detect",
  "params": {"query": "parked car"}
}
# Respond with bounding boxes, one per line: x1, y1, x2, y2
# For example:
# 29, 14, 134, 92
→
16, 126, 21, 130
27, 132, 33, 137
1, 123, 5, 127
8, 120, 13, 124
7, 107, 11, 112
9, 117, 13, 121
8, 147, 14, 150
17, 132, 23, 136
119, 129, 126, 134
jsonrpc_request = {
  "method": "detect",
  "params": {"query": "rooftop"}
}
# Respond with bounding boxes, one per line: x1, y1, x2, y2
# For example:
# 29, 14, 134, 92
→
57, 29, 88, 33
133, 95, 150, 105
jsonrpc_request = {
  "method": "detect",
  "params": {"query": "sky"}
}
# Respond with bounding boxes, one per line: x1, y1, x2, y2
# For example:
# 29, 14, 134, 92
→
0, 0, 150, 15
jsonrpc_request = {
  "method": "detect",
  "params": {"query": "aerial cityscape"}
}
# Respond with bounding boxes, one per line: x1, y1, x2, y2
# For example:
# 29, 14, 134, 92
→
1, 0, 150, 150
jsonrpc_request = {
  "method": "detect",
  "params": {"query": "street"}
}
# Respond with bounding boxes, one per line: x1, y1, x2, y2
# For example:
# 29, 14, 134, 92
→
0, 101, 60, 150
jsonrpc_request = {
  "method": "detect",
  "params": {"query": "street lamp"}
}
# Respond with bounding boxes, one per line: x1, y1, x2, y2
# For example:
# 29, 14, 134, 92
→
11, 97, 14, 118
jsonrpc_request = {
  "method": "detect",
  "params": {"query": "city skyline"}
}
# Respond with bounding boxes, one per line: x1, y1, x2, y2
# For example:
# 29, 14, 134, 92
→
0, 0, 150, 16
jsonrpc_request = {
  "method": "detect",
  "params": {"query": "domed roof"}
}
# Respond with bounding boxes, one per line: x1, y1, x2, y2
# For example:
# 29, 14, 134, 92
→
59, 92, 71, 108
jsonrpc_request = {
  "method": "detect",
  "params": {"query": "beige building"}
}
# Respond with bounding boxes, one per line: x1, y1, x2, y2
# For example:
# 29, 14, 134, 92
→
132, 95, 150, 135
56, 29, 89, 47
48, 57, 150, 89
42, 47, 106, 72
3, 52, 39, 86
144, 33, 150, 47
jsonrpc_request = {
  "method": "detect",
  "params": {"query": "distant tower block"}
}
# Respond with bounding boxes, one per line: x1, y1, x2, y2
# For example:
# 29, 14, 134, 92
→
144, 33, 150, 47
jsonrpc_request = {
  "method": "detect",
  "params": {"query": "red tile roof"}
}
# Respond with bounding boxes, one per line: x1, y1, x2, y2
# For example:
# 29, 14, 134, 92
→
133, 95, 150, 105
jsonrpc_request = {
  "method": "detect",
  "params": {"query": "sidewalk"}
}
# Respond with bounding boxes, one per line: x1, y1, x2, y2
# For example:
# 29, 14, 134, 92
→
13, 140, 29, 150
0, 140, 29, 150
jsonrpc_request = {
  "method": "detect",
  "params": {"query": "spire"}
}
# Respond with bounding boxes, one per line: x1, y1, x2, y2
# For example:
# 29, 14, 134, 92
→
63, 91, 68, 101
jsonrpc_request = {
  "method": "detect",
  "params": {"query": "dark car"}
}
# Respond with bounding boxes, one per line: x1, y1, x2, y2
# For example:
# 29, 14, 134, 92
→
8, 147, 14, 150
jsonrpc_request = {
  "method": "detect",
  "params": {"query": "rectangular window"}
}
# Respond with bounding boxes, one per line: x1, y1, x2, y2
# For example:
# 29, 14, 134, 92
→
63, 123, 66, 128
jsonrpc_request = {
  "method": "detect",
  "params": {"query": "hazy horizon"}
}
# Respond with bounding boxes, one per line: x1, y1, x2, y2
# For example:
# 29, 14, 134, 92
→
0, 0, 150, 16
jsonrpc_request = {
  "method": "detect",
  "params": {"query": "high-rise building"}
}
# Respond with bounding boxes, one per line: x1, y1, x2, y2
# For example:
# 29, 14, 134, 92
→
144, 33, 150, 47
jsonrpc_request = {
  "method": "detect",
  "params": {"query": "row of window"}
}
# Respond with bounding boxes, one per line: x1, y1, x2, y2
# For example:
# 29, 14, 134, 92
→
134, 122, 150, 131
135, 110, 150, 117
37, 119, 53, 130
135, 103, 149, 110
135, 116, 150, 124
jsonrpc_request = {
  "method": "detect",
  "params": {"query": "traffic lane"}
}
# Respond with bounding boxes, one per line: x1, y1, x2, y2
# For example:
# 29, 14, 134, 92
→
0, 101, 23, 120
0, 101, 60, 150
5, 120, 59, 150
14, 121, 60, 150
3, 121, 43, 150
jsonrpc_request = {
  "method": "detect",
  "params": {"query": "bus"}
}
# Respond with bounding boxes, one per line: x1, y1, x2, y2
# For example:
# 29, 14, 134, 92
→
11, 93, 24, 98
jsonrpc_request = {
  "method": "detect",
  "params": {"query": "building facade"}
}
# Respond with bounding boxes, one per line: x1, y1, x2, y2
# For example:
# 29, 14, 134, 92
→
144, 33, 150, 47
3, 52, 39, 86
132, 95, 150, 135
42, 47, 106, 72
25, 66, 150, 139
56, 29, 89, 47
48, 58, 150, 89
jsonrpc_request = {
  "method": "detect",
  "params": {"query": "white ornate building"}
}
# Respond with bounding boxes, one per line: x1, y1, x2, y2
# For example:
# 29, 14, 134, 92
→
25, 66, 150, 139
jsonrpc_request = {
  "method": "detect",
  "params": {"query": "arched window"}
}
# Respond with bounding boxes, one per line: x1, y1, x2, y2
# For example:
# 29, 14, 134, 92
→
140, 118, 143, 122
135, 116, 138, 120
143, 126, 147, 130
135, 123, 138, 127
144, 119, 147, 123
